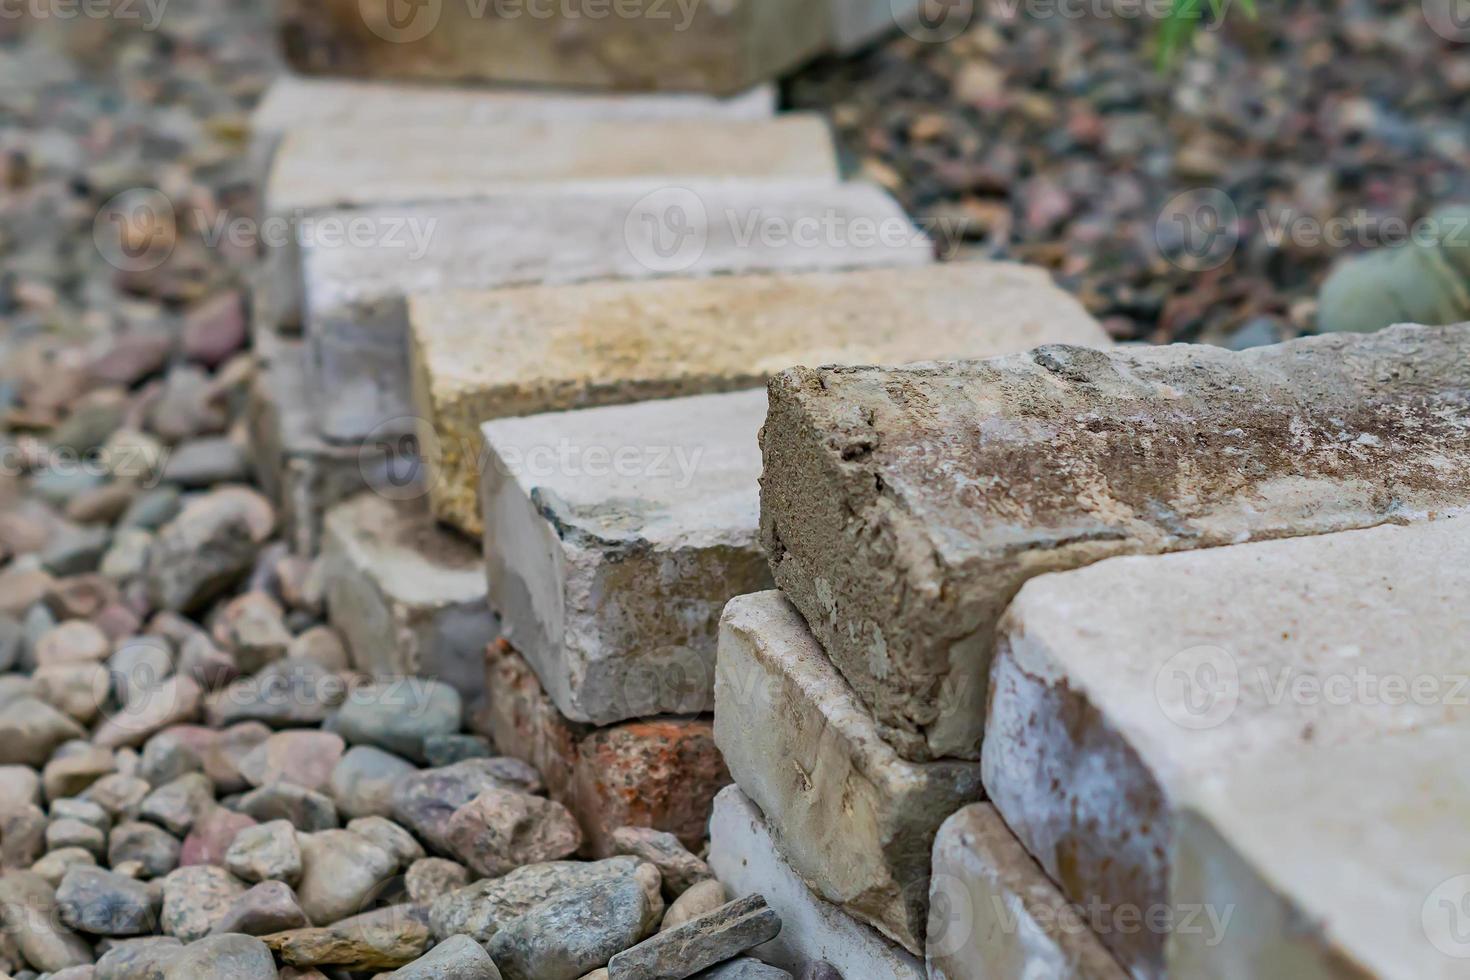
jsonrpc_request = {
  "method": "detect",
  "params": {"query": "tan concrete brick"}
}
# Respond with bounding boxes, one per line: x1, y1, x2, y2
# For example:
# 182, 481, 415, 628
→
414, 261, 1103, 534
312, 182, 931, 446
982, 517, 1470, 978
761, 324, 1470, 763
476, 641, 730, 858
928, 804, 1127, 980
714, 591, 983, 955
321, 494, 496, 703
278, 0, 829, 95
1169, 724, 1470, 979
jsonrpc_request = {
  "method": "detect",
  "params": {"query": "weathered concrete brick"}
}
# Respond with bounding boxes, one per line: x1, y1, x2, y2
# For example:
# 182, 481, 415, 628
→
928, 804, 1126, 980
278, 0, 829, 95
267, 116, 836, 217
1169, 723, 1470, 979
416, 259, 1098, 534
832, 0, 921, 52
713, 591, 983, 955
257, 115, 837, 337
312, 182, 930, 447
322, 494, 497, 703
244, 335, 414, 557
707, 785, 923, 979
476, 641, 730, 858
982, 516, 1470, 978
481, 389, 769, 725
761, 324, 1470, 763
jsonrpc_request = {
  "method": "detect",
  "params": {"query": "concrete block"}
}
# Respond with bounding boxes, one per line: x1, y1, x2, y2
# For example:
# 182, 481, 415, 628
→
313, 182, 931, 448
761, 323, 1470, 763
412, 257, 1100, 535
321, 494, 497, 703
481, 388, 770, 725
831, 0, 922, 52
244, 334, 415, 557
928, 804, 1126, 980
708, 785, 923, 979
278, 0, 829, 95
982, 516, 1470, 978
713, 591, 984, 955
1169, 723, 1470, 979
476, 641, 730, 858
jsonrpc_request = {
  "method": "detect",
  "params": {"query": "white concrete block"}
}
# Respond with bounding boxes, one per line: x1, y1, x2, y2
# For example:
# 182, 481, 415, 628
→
480, 389, 769, 726
714, 591, 984, 954
708, 785, 924, 980
1169, 724, 1470, 980
831, 0, 922, 52
322, 493, 497, 703
306, 181, 931, 445
928, 804, 1127, 980
982, 516, 1470, 978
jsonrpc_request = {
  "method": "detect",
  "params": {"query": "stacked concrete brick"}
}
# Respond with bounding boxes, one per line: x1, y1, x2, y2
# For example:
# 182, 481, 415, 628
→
738, 323, 1470, 976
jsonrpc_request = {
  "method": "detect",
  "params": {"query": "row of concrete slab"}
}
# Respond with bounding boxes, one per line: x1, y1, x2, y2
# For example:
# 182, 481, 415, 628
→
244, 70, 1470, 979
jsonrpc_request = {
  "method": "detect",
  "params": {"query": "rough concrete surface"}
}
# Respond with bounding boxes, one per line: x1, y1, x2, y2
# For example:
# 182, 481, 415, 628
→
982, 516, 1470, 977
713, 591, 983, 955
761, 324, 1470, 762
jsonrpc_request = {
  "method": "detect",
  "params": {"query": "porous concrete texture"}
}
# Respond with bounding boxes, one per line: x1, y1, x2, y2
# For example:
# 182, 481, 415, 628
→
278, 0, 830, 94
761, 323, 1470, 763
321, 494, 497, 703
314, 181, 931, 447
477, 641, 730, 857
245, 334, 413, 556
1169, 723, 1470, 980
415, 261, 1104, 530
982, 516, 1470, 978
928, 804, 1127, 980
266, 116, 837, 218
707, 785, 923, 979
713, 591, 983, 955
481, 389, 769, 726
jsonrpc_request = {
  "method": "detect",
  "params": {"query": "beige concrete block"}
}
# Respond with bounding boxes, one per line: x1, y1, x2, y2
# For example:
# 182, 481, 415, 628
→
278, 0, 829, 95
1169, 724, 1470, 980
414, 261, 1100, 534
481, 389, 770, 725
714, 591, 983, 955
983, 516, 1470, 978
761, 323, 1470, 763
928, 804, 1127, 980
322, 494, 496, 702
707, 785, 923, 979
